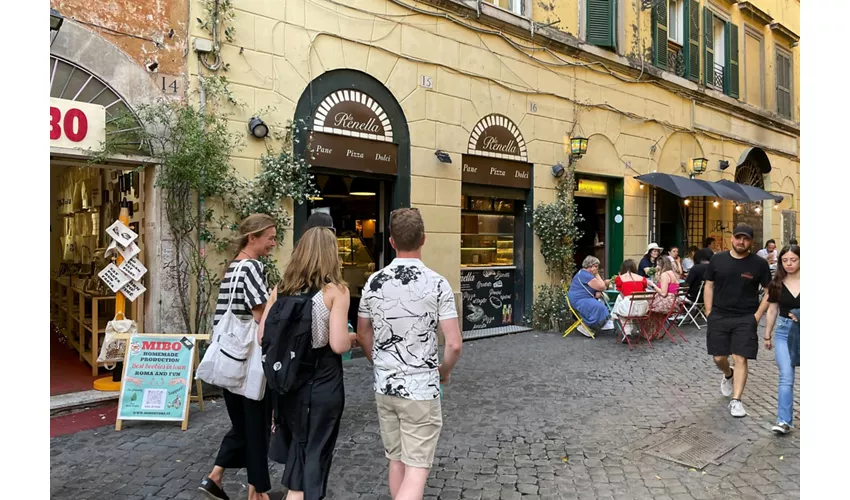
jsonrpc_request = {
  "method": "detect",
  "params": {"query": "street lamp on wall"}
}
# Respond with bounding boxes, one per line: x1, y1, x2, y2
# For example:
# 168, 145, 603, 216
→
567, 137, 589, 166
691, 157, 708, 175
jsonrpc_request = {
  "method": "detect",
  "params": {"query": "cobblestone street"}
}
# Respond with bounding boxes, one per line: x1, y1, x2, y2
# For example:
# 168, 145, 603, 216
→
50, 326, 800, 500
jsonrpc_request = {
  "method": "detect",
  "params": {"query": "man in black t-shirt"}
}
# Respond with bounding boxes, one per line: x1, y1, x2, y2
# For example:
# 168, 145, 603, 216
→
704, 224, 771, 418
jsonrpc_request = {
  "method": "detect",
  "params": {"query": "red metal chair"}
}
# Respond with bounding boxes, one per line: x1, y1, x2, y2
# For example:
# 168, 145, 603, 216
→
650, 287, 690, 344
614, 291, 655, 350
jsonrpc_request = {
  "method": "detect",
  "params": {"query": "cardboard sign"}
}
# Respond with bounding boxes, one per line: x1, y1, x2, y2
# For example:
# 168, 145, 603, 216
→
106, 220, 139, 247
121, 279, 147, 302
117, 335, 196, 422
99, 263, 131, 293
119, 256, 148, 281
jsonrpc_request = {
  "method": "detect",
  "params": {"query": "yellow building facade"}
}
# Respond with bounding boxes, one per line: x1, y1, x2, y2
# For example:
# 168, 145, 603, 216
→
188, 0, 799, 336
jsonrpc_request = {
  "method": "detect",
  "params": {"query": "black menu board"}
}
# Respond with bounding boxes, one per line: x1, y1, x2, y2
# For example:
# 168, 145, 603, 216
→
460, 268, 515, 331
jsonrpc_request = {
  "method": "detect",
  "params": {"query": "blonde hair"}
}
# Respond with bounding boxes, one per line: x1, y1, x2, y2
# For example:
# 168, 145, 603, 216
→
656, 256, 673, 274
279, 227, 346, 296
236, 214, 276, 252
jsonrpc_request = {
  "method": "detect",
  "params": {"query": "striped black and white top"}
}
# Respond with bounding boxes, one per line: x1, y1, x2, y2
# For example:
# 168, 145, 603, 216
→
213, 259, 269, 327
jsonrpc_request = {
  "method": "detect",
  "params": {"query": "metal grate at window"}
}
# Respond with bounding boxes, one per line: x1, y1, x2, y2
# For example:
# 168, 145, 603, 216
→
687, 197, 706, 251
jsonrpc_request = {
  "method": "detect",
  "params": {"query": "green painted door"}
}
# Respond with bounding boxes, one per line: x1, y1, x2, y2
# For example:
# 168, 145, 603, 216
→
607, 179, 624, 273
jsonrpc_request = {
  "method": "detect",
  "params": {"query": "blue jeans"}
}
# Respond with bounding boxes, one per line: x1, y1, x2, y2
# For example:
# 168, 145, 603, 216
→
774, 316, 796, 425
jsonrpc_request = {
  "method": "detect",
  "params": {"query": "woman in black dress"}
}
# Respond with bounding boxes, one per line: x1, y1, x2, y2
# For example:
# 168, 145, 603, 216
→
259, 227, 353, 499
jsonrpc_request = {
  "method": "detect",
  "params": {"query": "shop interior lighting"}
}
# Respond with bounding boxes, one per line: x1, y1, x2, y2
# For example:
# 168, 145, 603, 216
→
248, 117, 269, 139
434, 150, 452, 163
349, 177, 376, 197
50, 8, 64, 32
551, 162, 565, 178
692, 157, 708, 174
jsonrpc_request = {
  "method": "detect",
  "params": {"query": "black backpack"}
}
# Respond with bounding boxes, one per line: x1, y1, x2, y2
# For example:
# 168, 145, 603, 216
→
261, 290, 319, 395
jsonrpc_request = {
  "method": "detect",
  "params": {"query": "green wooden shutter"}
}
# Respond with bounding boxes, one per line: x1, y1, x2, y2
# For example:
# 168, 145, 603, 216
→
684, 0, 700, 82
776, 52, 792, 118
651, 1, 669, 69
587, 0, 616, 49
703, 8, 714, 86
725, 22, 739, 98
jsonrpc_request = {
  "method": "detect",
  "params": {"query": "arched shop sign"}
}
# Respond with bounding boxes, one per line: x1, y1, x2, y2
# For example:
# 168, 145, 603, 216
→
309, 89, 398, 175
463, 114, 531, 189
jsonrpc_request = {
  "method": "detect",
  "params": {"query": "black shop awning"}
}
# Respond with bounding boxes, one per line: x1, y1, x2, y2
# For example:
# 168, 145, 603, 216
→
715, 179, 784, 202
634, 173, 718, 198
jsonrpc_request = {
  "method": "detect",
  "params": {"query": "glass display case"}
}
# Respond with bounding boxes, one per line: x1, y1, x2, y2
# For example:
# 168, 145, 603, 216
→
461, 210, 516, 268
337, 233, 373, 267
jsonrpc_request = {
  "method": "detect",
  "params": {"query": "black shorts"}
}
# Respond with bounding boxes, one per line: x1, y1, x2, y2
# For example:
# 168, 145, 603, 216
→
706, 313, 759, 359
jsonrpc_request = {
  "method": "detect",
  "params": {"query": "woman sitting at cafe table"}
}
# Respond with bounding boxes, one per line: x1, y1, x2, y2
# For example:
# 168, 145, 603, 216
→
567, 256, 615, 338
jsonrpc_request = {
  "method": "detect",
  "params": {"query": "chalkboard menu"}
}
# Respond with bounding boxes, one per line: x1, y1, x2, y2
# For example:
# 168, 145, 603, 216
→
460, 268, 515, 331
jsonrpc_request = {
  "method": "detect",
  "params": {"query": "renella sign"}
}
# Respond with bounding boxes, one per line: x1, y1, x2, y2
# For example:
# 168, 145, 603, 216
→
49, 98, 106, 151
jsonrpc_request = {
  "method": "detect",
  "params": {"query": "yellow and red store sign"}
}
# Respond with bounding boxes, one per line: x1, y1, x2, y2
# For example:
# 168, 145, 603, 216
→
49, 97, 106, 150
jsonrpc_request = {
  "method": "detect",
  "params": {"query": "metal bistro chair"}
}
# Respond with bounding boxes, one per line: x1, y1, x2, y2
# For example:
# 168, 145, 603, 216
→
647, 286, 687, 345
563, 294, 594, 339
679, 281, 707, 330
614, 291, 655, 350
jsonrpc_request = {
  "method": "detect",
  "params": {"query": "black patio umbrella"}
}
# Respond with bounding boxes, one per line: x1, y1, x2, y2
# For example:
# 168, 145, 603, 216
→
691, 178, 745, 201
715, 179, 784, 202
634, 173, 718, 198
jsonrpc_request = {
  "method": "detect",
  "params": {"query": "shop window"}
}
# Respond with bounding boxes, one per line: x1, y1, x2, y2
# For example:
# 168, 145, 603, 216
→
461, 197, 517, 268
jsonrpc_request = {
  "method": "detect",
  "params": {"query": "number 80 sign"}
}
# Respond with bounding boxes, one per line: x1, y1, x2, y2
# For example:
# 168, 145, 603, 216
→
49, 97, 106, 150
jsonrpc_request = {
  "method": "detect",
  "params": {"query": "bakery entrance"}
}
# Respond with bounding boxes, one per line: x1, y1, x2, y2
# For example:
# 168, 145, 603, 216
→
310, 174, 392, 325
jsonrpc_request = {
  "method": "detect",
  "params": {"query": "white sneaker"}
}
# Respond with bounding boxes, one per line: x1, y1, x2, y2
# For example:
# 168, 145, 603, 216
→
602, 319, 615, 330
771, 422, 791, 435
720, 372, 734, 397
577, 324, 594, 338
729, 399, 747, 418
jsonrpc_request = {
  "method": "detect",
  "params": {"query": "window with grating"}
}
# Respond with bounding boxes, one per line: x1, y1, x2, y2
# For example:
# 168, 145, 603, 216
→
687, 197, 706, 250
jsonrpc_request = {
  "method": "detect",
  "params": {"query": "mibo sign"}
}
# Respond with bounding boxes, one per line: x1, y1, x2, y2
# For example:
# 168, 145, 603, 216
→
49, 98, 106, 150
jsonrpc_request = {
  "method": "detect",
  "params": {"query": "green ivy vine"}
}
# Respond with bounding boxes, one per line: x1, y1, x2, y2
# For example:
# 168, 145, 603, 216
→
527, 162, 584, 332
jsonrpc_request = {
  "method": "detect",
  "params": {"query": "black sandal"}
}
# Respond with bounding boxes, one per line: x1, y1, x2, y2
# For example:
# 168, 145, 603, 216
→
198, 477, 229, 500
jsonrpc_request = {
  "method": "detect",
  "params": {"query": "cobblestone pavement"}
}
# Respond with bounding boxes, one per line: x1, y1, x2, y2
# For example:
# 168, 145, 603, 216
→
51, 325, 800, 500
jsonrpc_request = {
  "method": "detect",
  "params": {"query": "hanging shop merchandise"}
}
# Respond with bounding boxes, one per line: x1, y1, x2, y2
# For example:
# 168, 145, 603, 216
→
460, 114, 532, 334
50, 165, 146, 376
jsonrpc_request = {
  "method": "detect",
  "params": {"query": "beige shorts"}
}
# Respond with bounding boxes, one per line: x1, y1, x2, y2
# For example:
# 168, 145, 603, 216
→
375, 393, 443, 469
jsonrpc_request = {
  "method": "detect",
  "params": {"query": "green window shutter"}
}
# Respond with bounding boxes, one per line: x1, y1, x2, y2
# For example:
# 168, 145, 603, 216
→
651, 1, 669, 69
703, 8, 714, 86
776, 52, 792, 118
725, 22, 739, 98
587, 0, 616, 49
684, 0, 700, 82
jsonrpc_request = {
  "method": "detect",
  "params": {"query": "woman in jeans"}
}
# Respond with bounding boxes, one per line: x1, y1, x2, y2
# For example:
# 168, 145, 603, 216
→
763, 245, 800, 435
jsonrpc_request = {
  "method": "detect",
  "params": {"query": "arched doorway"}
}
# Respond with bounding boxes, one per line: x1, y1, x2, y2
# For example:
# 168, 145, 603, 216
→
292, 69, 411, 324
734, 148, 771, 247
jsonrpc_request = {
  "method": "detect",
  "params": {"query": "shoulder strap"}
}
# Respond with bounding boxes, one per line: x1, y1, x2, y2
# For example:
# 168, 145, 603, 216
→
225, 259, 250, 312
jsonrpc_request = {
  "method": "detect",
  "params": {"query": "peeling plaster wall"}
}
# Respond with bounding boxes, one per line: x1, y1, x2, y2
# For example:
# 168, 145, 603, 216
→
50, 0, 189, 78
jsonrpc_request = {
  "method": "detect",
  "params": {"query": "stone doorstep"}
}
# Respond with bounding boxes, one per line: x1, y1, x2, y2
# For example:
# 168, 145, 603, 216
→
50, 389, 120, 414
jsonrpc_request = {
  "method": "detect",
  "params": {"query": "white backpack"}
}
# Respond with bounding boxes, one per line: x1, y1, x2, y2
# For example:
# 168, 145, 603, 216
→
196, 260, 266, 400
